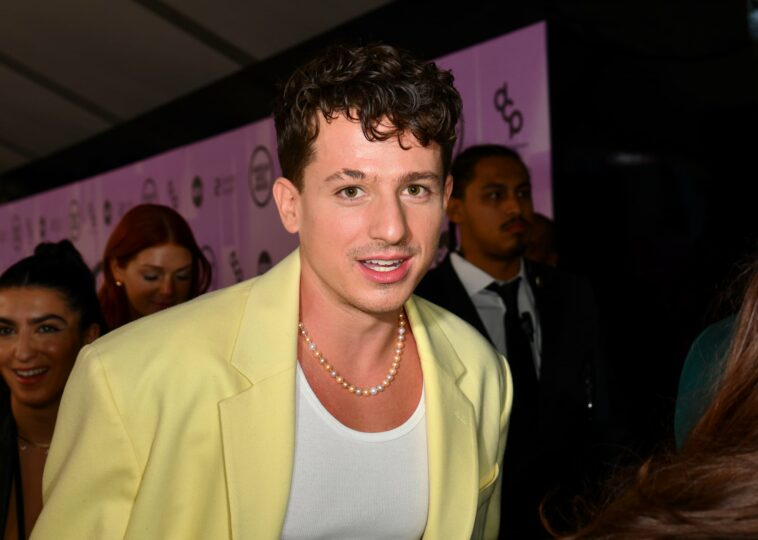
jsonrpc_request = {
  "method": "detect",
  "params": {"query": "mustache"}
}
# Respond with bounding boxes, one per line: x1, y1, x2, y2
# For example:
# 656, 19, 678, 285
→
499, 217, 530, 231
348, 243, 419, 259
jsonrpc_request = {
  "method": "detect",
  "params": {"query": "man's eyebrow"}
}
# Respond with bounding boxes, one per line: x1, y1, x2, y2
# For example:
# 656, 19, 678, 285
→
323, 169, 441, 183
324, 169, 365, 182
399, 171, 442, 183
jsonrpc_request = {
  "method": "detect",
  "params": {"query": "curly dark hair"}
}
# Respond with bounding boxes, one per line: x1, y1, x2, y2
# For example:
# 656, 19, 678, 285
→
274, 43, 462, 190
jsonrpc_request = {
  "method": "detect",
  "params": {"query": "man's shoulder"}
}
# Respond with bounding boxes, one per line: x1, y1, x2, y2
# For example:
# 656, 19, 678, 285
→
415, 255, 463, 301
90, 279, 257, 370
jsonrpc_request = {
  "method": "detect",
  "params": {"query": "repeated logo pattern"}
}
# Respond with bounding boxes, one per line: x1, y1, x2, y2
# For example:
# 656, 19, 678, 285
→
248, 146, 273, 207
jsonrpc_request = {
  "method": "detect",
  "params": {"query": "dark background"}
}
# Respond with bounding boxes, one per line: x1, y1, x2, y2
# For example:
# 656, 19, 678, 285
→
2, 0, 756, 454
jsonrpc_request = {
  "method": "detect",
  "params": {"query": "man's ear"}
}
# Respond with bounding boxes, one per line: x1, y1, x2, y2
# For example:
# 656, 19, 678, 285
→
442, 174, 453, 211
447, 194, 464, 225
272, 177, 301, 234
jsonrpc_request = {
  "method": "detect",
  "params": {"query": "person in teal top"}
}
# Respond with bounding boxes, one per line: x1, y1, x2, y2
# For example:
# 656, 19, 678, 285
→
674, 315, 735, 449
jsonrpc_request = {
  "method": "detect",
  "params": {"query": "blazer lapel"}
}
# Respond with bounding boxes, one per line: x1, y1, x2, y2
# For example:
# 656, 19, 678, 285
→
219, 250, 301, 539
433, 256, 492, 341
407, 297, 480, 539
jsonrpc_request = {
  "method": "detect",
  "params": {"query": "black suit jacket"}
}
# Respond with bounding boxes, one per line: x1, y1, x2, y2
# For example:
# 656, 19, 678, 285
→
416, 255, 613, 538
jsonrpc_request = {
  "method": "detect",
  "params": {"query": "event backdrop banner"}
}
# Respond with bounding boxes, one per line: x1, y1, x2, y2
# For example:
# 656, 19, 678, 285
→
0, 22, 550, 289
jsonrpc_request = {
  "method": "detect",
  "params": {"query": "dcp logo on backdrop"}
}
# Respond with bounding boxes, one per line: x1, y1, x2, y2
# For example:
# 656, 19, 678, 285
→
248, 146, 273, 207
494, 82, 523, 139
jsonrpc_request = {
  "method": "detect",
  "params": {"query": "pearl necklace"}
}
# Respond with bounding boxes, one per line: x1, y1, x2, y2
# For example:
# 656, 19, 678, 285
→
298, 311, 406, 397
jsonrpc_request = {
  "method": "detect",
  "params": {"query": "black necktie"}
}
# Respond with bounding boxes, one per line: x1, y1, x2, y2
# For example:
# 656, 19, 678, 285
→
487, 278, 538, 396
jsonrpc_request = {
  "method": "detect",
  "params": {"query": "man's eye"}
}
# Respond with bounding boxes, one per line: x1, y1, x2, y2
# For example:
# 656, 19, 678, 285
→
0, 326, 14, 337
518, 188, 532, 199
339, 186, 363, 199
406, 185, 429, 197
485, 191, 503, 200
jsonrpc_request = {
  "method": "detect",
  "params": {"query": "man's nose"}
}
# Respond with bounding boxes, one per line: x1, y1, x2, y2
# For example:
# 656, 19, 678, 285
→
500, 193, 523, 217
368, 195, 408, 245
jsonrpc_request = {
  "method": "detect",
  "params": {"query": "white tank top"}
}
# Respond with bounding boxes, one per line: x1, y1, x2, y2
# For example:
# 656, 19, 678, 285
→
281, 363, 429, 540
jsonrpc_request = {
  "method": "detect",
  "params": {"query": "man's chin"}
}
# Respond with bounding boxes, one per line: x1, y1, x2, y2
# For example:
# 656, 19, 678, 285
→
493, 243, 526, 261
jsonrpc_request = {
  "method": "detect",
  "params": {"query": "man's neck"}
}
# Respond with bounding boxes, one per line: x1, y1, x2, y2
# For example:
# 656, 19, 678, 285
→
298, 278, 403, 376
458, 249, 522, 282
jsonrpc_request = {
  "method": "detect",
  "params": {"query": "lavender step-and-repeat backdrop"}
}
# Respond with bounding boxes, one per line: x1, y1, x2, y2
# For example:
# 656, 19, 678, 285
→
0, 22, 550, 289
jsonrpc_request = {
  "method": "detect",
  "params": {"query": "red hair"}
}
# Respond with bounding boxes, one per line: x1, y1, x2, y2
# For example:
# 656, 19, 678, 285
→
98, 204, 211, 330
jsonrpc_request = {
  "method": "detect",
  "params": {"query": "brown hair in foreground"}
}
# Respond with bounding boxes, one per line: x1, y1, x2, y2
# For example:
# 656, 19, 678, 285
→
552, 254, 758, 539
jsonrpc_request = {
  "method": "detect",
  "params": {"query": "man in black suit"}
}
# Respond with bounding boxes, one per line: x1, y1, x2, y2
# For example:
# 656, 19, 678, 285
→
415, 145, 613, 538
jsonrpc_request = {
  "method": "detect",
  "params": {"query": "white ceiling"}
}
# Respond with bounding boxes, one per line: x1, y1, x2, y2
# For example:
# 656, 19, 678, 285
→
0, 0, 393, 174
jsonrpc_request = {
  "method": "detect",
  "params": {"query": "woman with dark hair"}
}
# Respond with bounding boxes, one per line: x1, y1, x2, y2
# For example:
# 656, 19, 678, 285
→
556, 256, 758, 539
0, 240, 104, 539
99, 204, 212, 330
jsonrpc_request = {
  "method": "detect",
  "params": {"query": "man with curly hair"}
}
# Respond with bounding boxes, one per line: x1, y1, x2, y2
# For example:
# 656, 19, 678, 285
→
33, 44, 511, 539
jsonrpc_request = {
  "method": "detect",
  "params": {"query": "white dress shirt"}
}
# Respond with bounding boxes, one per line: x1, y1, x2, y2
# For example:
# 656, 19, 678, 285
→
450, 252, 542, 377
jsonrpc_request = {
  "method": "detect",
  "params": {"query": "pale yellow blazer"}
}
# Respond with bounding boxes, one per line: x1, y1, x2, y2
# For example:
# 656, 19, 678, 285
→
32, 250, 512, 540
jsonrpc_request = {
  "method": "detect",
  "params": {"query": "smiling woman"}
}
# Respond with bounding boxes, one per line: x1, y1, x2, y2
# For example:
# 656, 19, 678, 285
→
98, 204, 212, 331
0, 240, 104, 540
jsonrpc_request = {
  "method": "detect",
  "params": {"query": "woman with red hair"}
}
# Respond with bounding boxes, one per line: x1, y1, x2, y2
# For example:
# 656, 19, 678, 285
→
99, 204, 212, 331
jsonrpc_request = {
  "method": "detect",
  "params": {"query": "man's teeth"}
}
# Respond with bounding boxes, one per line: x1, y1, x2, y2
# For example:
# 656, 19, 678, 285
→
363, 259, 402, 272
16, 367, 47, 377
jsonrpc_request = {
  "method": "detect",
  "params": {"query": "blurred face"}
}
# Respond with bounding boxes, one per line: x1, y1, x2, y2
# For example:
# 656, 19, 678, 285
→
0, 287, 97, 410
274, 114, 452, 316
449, 155, 534, 264
112, 243, 193, 320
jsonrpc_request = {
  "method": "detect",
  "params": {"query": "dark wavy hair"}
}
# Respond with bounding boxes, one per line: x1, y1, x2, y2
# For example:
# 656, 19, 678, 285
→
99, 204, 211, 330
450, 144, 529, 199
274, 43, 462, 190
556, 255, 758, 539
0, 240, 105, 333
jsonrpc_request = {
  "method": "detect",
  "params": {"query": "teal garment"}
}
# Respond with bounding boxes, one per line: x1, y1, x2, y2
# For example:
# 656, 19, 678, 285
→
674, 316, 735, 450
